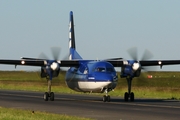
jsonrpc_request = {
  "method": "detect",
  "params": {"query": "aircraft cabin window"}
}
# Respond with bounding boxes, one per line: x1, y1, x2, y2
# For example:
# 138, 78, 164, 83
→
96, 67, 105, 72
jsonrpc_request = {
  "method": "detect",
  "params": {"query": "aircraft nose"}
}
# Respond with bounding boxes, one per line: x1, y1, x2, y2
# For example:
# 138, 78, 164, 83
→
93, 73, 116, 82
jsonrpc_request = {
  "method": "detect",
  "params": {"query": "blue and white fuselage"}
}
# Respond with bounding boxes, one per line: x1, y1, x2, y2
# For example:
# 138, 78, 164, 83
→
65, 11, 118, 95
65, 61, 118, 93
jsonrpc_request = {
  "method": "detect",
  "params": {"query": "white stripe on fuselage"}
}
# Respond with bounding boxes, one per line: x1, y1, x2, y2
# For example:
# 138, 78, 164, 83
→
78, 81, 111, 90
67, 81, 117, 93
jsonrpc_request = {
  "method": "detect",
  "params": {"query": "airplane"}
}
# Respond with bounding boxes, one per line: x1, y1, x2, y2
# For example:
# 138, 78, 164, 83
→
1, 11, 180, 102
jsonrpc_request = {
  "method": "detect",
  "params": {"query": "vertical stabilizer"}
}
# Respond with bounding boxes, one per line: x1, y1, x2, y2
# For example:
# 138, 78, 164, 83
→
69, 11, 76, 50
69, 11, 82, 60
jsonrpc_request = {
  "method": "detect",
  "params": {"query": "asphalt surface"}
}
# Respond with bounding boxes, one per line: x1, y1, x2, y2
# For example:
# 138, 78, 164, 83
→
0, 90, 180, 120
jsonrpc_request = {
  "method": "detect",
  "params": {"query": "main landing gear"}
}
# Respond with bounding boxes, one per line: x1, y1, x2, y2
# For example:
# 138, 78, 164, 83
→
44, 80, 55, 101
124, 77, 134, 102
102, 89, 111, 102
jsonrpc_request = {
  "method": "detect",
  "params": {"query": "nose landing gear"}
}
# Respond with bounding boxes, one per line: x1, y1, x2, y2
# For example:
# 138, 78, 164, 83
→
102, 89, 111, 102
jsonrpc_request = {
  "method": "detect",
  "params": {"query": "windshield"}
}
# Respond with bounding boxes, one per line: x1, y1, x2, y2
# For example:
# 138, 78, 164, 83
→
95, 67, 106, 72
106, 67, 115, 72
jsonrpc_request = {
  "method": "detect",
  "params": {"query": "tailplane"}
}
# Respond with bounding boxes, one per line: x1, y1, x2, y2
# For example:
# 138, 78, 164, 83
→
69, 11, 82, 60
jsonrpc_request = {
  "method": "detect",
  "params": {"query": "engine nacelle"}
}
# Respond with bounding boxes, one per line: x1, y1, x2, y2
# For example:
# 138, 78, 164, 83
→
134, 69, 141, 77
120, 66, 129, 78
40, 65, 60, 78
52, 68, 60, 77
41, 67, 47, 78
120, 64, 141, 78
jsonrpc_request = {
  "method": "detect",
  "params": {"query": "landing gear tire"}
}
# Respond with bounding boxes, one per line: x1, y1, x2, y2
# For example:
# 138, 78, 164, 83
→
124, 92, 135, 102
44, 92, 49, 101
50, 92, 54, 101
103, 95, 107, 102
44, 92, 55, 101
130, 92, 134, 101
103, 95, 111, 102
107, 95, 111, 102
124, 92, 129, 102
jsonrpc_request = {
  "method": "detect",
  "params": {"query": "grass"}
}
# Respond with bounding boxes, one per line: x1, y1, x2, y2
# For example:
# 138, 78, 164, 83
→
0, 107, 92, 120
0, 71, 94, 120
0, 71, 179, 119
0, 71, 180, 99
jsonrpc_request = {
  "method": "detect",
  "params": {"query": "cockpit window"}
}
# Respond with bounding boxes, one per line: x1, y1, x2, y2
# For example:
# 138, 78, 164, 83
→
107, 67, 115, 72
95, 67, 105, 72
79, 64, 88, 74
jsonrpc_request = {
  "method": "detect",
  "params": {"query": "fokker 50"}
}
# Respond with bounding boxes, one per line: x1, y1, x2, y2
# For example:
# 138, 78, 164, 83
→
0, 11, 180, 102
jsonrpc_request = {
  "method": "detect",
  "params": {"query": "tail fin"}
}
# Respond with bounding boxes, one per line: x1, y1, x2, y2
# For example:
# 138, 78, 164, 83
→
69, 11, 82, 60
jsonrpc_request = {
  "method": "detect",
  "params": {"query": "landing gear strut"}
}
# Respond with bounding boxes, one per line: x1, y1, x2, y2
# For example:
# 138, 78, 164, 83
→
124, 77, 134, 102
44, 80, 55, 101
102, 89, 111, 102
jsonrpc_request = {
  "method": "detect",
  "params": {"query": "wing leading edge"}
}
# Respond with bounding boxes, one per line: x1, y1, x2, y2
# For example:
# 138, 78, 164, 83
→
1, 59, 180, 68
0, 59, 80, 67
107, 60, 180, 68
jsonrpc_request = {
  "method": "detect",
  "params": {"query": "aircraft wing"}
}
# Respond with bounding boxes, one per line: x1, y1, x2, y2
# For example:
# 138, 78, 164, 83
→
139, 60, 180, 66
1, 59, 180, 68
0, 59, 80, 67
107, 60, 180, 67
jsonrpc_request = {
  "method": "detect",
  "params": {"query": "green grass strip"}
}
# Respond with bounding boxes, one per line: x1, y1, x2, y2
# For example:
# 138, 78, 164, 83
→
0, 71, 180, 99
0, 107, 92, 120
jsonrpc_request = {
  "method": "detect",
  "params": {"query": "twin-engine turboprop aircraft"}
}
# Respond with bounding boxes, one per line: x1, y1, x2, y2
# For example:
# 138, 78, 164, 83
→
0, 11, 180, 102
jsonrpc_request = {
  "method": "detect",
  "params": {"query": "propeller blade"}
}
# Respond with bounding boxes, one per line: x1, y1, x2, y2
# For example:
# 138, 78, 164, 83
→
141, 49, 153, 60
38, 52, 49, 60
141, 49, 154, 71
127, 47, 138, 60
51, 47, 61, 60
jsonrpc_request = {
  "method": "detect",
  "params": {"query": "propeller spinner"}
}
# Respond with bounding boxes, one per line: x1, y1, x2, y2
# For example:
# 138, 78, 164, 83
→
50, 61, 60, 71
121, 47, 153, 78
40, 47, 61, 80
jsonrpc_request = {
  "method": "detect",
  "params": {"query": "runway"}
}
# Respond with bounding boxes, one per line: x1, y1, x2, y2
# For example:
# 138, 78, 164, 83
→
0, 90, 180, 120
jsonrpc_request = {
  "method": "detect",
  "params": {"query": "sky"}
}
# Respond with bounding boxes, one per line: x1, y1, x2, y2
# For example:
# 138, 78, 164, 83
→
0, 0, 180, 71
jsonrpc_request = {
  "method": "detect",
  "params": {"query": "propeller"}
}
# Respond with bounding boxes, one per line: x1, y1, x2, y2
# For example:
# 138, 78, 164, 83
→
127, 47, 153, 61
38, 53, 49, 60
140, 49, 154, 71
38, 47, 61, 61
38, 47, 62, 80
141, 49, 153, 61
127, 47, 138, 61
51, 47, 61, 60
127, 47, 153, 70
126, 47, 154, 78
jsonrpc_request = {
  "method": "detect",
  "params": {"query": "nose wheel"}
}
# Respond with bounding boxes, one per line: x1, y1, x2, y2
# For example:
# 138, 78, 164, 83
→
102, 89, 111, 102
103, 95, 111, 102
